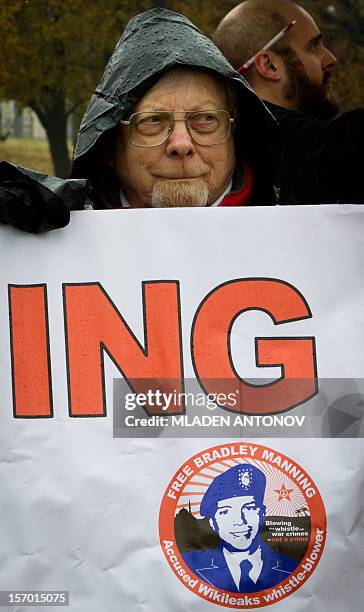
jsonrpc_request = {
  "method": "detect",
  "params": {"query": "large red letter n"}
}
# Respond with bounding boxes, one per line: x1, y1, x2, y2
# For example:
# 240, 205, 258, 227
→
63, 281, 183, 416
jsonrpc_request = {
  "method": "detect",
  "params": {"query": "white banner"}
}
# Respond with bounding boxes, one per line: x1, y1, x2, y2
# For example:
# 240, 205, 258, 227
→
0, 206, 363, 611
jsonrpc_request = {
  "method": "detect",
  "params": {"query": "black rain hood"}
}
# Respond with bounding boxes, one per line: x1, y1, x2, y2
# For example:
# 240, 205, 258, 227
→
72, 7, 279, 205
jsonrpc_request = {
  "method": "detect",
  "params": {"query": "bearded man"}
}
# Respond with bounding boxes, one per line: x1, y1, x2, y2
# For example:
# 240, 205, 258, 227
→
0, 8, 278, 232
215, 0, 338, 120
215, 0, 364, 204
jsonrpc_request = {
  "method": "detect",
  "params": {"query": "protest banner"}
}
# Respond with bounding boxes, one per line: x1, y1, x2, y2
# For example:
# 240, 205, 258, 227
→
0, 206, 363, 611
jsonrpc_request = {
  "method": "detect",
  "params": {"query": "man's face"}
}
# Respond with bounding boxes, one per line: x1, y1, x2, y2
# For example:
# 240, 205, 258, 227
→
209, 495, 265, 552
111, 70, 235, 208
281, 5, 338, 119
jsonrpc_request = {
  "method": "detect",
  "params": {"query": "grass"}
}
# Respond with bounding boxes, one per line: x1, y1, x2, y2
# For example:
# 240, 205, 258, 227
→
0, 137, 67, 175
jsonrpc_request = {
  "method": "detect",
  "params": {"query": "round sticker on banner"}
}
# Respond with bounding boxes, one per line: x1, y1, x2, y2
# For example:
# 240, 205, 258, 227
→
159, 442, 326, 608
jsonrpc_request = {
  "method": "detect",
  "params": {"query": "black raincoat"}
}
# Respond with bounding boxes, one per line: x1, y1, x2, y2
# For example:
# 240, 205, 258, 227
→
0, 8, 278, 232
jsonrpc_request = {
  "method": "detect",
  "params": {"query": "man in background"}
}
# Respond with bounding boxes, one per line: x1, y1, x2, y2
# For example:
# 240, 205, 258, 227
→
215, 0, 338, 120
215, 0, 364, 204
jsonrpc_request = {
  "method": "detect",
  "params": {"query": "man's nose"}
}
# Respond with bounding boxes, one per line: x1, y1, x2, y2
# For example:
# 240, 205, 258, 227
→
165, 120, 195, 157
322, 45, 337, 70
231, 509, 246, 525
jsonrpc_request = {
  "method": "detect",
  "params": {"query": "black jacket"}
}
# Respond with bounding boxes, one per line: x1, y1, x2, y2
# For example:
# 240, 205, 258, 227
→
267, 103, 364, 205
183, 541, 298, 593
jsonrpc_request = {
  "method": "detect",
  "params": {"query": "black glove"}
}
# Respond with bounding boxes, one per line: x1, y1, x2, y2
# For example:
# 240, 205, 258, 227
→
0, 162, 92, 232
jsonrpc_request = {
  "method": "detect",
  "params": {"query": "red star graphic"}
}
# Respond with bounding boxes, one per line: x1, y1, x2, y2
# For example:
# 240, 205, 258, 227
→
274, 483, 294, 502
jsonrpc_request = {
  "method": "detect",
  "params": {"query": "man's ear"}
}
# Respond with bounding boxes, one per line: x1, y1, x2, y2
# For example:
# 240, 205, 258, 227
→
253, 51, 282, 81
260, 504, 266, 524
209, 518, 217, 533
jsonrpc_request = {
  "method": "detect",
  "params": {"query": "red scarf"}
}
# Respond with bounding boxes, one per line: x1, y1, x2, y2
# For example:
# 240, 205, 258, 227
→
219, 161, 254, 207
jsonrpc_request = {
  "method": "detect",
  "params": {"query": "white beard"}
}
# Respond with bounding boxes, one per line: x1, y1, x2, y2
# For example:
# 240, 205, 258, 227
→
151, 179, 209, 208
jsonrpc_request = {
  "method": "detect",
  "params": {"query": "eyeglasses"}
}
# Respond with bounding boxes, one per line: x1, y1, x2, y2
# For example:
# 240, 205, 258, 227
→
120, 110, 234, 148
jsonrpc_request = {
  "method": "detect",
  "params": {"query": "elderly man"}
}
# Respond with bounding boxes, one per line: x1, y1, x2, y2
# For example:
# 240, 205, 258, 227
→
215, 0, 364, 204
0, 8, 278, 232
182, 464, 298, 593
